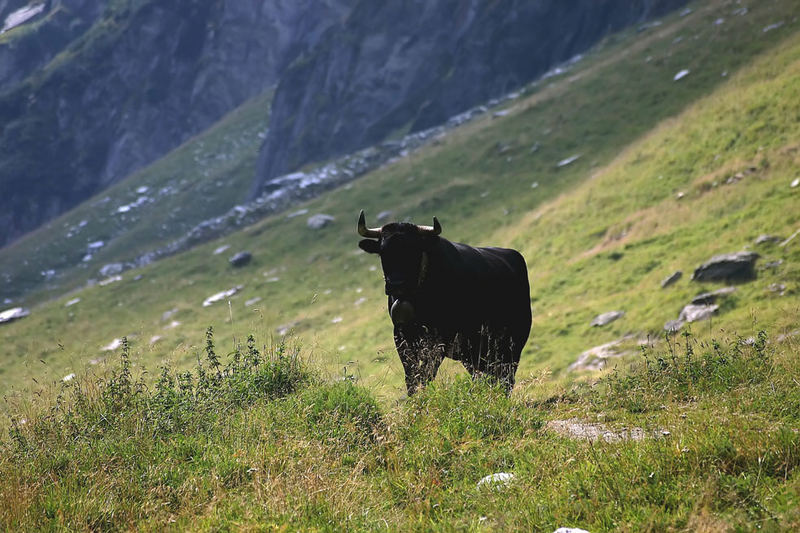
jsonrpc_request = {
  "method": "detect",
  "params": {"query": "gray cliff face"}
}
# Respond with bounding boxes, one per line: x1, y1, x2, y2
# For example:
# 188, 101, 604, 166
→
251, 0, 689, 197
0, 0, 354, 247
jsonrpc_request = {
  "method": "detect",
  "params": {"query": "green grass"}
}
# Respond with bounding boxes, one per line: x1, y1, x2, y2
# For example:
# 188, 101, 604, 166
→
3, 0, 797, 401
2, 329, 798, 530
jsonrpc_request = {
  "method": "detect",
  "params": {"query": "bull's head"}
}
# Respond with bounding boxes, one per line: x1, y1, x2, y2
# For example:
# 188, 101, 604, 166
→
357, 210, 441, 307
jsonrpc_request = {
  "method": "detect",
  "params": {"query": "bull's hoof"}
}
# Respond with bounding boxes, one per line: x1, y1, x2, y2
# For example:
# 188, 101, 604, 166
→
390, 299, 416, 325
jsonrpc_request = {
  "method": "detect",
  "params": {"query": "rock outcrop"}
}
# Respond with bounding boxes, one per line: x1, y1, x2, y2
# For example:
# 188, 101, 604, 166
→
251, 0, 689, 197
0, 0, 356, 247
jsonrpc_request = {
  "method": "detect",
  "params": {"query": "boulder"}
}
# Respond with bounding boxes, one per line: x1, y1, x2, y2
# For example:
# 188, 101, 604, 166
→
590, 310, 624, 327
229, 251, 252, 267
660, 270, 682, 288
0, 307, 30, 324
692, 251, 759, 282
307, 214, 335, 229
691, 286, 735, 305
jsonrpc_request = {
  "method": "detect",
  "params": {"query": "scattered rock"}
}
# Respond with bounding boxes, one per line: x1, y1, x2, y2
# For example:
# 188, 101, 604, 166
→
755, 234, 782, 245
664, 319, 684, 332
673, 69, 690, 81
245, 297, 262, 307
202, 286, 243, 307
307, 214, 335, 229
101, 338, 122, 352
229, 251, 252, 267
590, 310, 624, 327
99, 263, 124, 277
661, 270, 683, 288
763, 21, 784, 33
557, 154, 581, 168
163, 320, 181, 330
690, 286, 735, 305
477, 472, 514, 489
87, 240, 105, 250
0, 307, 30, 324
547, 419, 666, 443
213, 244, 231, 255
376, 210, 393, 223
99, 275, 123, 286
276, 321, 301, 336
678, 303, 719, 323
568, 339, 634, 372
62, 373, 76, 383
65, 298, 81, 307
692, 251, 759, 282
767, 283, 786, 295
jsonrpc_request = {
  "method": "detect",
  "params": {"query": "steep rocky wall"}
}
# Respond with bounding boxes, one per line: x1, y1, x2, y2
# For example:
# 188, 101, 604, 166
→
0, 0, 355, 247
251, 0, 689, 198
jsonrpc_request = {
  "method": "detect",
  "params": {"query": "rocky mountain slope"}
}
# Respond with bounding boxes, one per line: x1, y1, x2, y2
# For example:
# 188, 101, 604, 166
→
0, 0, 355, 247
250, 0, 689, 196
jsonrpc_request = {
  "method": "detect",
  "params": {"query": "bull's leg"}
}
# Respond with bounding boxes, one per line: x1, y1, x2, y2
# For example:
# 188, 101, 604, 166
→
394, 328, 444, 395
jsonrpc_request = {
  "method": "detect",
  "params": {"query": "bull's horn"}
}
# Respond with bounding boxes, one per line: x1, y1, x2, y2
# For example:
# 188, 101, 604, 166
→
418, 216, 442, 236
357, 210, 381, 238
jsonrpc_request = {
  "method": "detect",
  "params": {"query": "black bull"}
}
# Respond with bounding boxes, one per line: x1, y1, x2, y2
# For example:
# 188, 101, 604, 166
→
357, 211, 531, 394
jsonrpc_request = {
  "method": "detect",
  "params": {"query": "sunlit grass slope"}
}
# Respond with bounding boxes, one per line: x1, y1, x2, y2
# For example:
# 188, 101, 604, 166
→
0, 0, 798, 402
2, 329, 798, 530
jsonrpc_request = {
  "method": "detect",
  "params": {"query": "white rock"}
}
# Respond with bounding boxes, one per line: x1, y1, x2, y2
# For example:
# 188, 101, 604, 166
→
763, 22, 784, 33
101, 338, 122, 352
0, 307, 30, 324
136, 186, 149, 194
163, 320, 181, 330
354, 297, 367, 306
62, 373, 76, 383
245, 297, 262, 307
791, 178, 799, 188
202, 286, 242, 307
553, 528, 591, 533
557, 154, 581, 167
673, 69, 690, 81
477, 472, 514, 489
99, 275, 122, 286
287, 208, 309, 218
2, 3, 46, 33
213, 244, 231, 255
149, 335, 162, 345
88, 240, 105, 250
65, 298, 81, 307
331, 316, 343, 324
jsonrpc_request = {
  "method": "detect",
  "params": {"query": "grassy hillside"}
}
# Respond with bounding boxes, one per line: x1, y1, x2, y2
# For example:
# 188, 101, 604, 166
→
0, 88, 271, 303
1, 329, 798, 530
2, 0, 797, 401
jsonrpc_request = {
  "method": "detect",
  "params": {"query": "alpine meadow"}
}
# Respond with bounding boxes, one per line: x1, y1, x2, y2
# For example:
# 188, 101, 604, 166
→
0, 0, 799, 530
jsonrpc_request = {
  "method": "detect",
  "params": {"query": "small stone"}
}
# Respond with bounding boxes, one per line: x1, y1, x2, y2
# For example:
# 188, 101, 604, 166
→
557, 154, 581, 167
791, 178, 799, 188
62, 373, 76, 383
161, 308, 178, 321
202, 286, 242, 307
590, 310, 624, 327
99, 263, 124, 277
673, 69, 690, 81
307, 214, 335, 229
661, 271, 683, 288
65, 298, 81, 307
767, 283, 786, 295
244, 297, 262, 307
691, 286, 735, 305
213, 244, 231, 255
553, 528, 591, 533
0, 307, 30, 324
678, 303, 719, 323
149, 335, 162, 345
229, 251, 252, 268
99, 275, 122, 286
755, 234, 782, 245
664, 319, 684, 332
101, 338, 122, 352
477, 472, 514, 489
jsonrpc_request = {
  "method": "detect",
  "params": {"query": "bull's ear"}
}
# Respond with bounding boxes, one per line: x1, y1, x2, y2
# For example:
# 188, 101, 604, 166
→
358, 239, 380, 254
